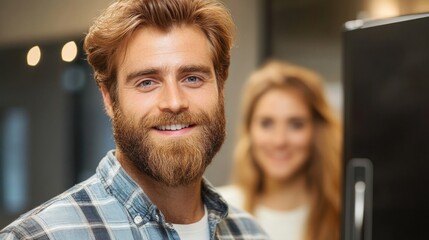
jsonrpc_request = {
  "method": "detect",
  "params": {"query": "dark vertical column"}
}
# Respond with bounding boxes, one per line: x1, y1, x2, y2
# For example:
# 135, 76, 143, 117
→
259, 0, 273, 63
62, 59, 87, 185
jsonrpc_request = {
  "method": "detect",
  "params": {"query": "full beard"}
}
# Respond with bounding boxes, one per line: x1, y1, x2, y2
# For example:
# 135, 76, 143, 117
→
112, 102, 225, 187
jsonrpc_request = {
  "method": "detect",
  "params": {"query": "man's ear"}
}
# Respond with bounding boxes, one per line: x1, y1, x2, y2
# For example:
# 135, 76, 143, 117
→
100, 84, 114, 118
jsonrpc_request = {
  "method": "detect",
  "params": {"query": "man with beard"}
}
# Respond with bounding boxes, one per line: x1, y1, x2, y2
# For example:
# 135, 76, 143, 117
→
0, 0, 268, 239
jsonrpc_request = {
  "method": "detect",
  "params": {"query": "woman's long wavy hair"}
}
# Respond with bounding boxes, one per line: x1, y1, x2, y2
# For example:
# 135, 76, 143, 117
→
232, 59, 342, 240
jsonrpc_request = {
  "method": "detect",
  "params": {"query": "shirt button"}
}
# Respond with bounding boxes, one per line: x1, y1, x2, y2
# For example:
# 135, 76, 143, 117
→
155, 214, 160, 222
134, 215, 143, 224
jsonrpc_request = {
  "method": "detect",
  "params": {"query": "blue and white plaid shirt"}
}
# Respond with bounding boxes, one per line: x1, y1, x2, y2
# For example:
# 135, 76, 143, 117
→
0, 150, 268, 240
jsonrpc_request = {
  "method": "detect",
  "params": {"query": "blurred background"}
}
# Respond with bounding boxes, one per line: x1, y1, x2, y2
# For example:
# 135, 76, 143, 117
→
1, 0, 428, 227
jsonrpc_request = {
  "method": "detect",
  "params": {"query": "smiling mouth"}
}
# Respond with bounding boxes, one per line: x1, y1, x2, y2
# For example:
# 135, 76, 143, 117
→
155, 124, 191, 131
267, 152, 292, 161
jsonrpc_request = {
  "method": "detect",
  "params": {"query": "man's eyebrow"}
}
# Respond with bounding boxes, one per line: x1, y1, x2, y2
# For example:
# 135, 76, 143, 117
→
125, 68, 159, 83
178, 65, 213, 76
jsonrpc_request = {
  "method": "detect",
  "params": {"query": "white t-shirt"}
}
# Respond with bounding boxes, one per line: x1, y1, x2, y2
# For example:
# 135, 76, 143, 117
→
172, 206, 210, 240
217, 185, 309, 240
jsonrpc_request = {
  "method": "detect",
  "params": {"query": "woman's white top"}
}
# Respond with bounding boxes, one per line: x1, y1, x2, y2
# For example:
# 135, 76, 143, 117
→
172, 205, 210, 240
217, 185, 309, 240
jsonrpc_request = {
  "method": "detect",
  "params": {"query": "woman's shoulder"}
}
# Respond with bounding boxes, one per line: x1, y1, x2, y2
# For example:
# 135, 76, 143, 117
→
216, 184, 245, 209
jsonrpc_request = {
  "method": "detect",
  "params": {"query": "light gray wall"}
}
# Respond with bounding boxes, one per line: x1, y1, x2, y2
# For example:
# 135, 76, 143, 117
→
0, 0, 263, 187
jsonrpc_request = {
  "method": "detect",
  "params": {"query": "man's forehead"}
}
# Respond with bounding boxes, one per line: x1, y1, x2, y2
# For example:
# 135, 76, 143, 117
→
116, 25, 215, 77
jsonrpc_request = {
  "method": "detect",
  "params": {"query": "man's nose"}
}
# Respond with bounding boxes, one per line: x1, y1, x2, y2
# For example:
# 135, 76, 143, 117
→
158, 81, 189, 113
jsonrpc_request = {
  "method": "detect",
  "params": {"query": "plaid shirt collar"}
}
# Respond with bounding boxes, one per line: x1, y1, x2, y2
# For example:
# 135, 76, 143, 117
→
97, 150, 229, 226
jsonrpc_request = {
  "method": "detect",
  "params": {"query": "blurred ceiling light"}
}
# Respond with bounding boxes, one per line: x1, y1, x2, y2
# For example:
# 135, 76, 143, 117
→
369, 0, 400, 19
27, 46, 41, 66
61, 41, 78, 62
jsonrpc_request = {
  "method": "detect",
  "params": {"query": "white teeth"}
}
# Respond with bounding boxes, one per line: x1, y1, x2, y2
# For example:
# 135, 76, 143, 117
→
156, 124, 190, 131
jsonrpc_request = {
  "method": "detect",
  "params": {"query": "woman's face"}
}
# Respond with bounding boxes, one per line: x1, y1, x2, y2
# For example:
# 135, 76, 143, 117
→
250, 88, 314, 181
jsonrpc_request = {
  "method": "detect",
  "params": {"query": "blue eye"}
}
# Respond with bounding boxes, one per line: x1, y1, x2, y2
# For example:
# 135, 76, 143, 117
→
183, 75, 204, 88
139, 80, 153, 87
185, 76, 200, 83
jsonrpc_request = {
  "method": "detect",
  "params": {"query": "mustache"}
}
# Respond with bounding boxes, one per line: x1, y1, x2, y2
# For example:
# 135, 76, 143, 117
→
139, 111, 210, 128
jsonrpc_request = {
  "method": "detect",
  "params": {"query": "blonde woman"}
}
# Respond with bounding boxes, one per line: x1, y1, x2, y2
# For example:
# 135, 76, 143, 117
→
219, 60, 342, 240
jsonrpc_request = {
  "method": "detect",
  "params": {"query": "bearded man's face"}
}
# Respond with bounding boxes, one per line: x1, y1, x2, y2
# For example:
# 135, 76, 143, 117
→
103, 26, 226, 187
